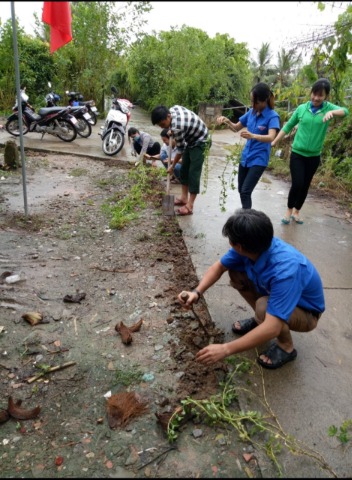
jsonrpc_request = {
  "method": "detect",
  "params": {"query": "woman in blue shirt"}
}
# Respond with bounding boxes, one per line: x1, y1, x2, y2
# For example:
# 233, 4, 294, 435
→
217, 83, 280, 209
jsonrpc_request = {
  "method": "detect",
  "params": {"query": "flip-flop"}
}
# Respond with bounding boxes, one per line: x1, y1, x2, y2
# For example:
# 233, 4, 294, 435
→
257, 343, 297, 369
281, 216, 290, 225
232, 317, 258, 335
174, 198, 186, 206
291, 215, 304, 224
176, 205, 193, 216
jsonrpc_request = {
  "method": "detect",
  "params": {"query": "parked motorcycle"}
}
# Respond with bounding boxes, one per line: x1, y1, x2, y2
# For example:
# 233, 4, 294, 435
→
46, 85, 92, 138
6, 90, 77, 142
66, 91, 99, 125
99, 86, 133, 156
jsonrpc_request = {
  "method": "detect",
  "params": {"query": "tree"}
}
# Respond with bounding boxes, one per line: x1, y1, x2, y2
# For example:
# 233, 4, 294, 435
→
33, 1, 152, 109
122, 26, 251, 111
252, 42, 272, 83
0, 2, 151, 112
310, 3, 352, 103
0, 18, 54, 111
275, 47, 302, 87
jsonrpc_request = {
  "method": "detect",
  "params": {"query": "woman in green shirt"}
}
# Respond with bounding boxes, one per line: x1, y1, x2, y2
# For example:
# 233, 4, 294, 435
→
272, 78, 349, 224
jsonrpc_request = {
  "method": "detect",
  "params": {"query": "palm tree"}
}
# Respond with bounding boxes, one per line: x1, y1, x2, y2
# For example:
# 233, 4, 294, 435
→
275, 47, 302, 87
252, 42, 272, 83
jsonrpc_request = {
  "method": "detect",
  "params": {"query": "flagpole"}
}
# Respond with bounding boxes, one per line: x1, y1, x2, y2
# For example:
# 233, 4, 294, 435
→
11, 1, 28, 217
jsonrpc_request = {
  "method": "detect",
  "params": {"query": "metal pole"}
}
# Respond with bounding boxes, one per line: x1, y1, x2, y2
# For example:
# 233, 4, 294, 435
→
11, 1, 28, 217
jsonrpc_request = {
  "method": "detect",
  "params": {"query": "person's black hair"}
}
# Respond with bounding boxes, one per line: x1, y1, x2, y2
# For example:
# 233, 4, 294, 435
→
160, 128, 169, 138
222, 209, 273, 255
151, 105, 169, 125
311, 78, 330, 96
251, 82, 275, 109
127, 127, 139, 138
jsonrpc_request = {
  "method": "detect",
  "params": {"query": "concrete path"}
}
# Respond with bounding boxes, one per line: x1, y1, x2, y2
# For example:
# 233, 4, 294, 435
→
1, 107, 352, 477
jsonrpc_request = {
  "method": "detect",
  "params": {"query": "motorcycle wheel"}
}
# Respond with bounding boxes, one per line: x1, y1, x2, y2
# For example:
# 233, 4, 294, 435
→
102, 128, 125, 156
53, 119, 77, 142
5, 117, 29, 136
75, 117, 92, 138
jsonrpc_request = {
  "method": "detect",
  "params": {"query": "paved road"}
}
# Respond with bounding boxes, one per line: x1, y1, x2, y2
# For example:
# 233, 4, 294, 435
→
1, 107, 352, 477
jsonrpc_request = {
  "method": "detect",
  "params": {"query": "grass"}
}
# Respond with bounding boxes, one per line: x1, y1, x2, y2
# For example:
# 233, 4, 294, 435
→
113, 364, 144, 387
101, 164, 165, 230
69, 167, 88, 177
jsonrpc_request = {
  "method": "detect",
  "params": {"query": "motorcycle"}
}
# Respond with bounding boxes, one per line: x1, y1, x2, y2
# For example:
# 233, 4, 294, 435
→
6, 90, 78, 142
46, 84, 92, 138
99, 86, 133, 156
66, 90, 99, 125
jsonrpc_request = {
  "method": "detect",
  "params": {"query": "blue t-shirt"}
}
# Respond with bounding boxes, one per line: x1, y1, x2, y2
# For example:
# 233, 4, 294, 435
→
239, 106, 280, 167
220, 237, 325, 322
310, 101, 324, 114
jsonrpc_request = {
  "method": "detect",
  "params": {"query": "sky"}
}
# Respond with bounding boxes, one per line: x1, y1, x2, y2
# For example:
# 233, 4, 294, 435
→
0, 1, 345, 61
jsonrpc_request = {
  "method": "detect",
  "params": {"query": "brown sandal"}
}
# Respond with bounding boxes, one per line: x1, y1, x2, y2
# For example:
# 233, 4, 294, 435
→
176, 205, 193, 216
174, 198, 186, 206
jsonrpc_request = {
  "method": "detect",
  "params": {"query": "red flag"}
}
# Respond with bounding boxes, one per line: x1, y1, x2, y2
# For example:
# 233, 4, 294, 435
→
42, 2, 72, 54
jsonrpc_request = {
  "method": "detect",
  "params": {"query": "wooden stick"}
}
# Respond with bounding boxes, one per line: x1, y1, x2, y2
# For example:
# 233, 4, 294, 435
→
180, 292, 211, 337
27, 361, 76, 384
73, 317, 78, 336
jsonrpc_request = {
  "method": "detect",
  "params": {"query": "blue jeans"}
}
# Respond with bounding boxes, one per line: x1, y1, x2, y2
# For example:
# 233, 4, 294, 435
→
238, 164, 266, 209
173, 163, 181, 179
161, 160, 181, 179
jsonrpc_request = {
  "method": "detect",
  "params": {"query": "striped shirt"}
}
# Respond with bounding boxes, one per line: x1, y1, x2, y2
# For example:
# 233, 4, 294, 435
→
169, 105, 208, 154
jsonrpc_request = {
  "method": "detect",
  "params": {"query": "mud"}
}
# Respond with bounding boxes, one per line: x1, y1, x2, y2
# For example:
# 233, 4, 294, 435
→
0, 150, 264, 478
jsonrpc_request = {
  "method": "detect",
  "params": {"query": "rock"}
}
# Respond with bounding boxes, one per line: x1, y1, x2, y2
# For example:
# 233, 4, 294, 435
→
4, 139, 20, 168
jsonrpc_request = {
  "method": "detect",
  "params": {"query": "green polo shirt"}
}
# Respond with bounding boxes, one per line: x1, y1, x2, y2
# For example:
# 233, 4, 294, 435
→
282, 101, 349, 157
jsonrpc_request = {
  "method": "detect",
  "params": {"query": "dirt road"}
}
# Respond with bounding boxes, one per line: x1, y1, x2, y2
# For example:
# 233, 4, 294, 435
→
0, 146, 263, 478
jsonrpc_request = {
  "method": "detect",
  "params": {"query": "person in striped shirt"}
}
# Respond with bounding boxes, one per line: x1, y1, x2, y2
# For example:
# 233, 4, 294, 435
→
151, 105, 210, 215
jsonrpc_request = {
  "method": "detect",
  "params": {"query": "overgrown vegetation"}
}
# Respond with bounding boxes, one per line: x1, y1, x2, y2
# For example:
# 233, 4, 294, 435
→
124, 28, 251, 111
101, 164, 165, 229
166, 356, 337, 478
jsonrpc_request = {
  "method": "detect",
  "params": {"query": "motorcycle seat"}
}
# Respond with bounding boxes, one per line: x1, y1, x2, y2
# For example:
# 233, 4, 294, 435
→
69, 106, 86, 112
39, 107, 69, 115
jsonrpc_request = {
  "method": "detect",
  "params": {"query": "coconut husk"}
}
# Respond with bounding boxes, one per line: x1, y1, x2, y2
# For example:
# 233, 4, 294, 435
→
128, 318, 143, 332
21, 312, 43, 326
106, 391, 148, 428
8, 396, 41, 420
115, 321, 133, 344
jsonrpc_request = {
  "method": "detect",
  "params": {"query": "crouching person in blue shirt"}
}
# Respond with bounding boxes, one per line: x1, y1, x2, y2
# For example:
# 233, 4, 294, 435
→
178, 209, 325, 369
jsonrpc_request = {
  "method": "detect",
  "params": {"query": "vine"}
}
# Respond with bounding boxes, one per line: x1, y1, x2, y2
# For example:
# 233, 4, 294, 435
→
328, 419, 352, 445
218, 143, 243, 212
166, 356, 337, 478
201, 126, 215, 194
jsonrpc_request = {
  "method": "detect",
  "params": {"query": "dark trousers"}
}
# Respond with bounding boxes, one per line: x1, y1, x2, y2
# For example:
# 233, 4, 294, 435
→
134, 141, 161, 156
238, 164, 266, 209
179, 143, 206, 194
287, 152, 321, 210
